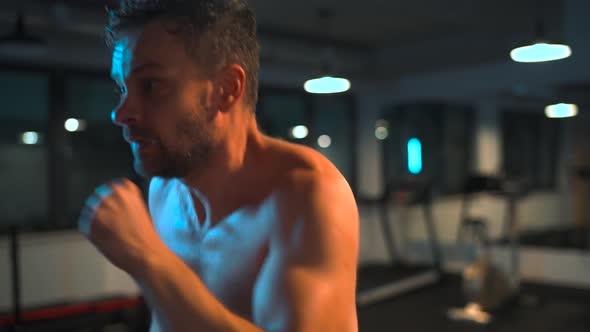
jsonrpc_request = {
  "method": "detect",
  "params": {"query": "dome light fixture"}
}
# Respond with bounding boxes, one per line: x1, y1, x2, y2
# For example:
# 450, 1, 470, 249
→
303, 9, 351, 94
510, 43, 571, 63
544, 103, 578, 118
304, 76, 351, 94
510, 10, 571, 63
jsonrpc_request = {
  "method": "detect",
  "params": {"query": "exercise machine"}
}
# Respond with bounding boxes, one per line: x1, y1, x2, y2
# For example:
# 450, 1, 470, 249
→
357, 179, 443, 307
448, 174, 528, 324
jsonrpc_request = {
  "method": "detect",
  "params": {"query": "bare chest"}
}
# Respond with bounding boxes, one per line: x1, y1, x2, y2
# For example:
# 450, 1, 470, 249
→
151, 197, 272, 319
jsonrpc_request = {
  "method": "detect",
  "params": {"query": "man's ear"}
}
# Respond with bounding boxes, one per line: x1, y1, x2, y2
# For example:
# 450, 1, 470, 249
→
215, 64, 246, 112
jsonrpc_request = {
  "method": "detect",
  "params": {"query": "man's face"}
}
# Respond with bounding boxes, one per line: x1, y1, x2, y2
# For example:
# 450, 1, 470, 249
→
110, 21, 217, 179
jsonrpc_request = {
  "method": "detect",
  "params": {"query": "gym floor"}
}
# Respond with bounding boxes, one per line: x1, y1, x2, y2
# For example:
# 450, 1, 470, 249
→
357, 274, 590, 332
2, 275, 588, 331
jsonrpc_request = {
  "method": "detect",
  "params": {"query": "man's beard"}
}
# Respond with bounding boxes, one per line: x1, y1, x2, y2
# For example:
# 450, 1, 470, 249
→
134, 109, 215, 179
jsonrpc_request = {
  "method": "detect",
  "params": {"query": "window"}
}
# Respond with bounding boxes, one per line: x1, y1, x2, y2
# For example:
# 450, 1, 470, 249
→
0, 70, 49, 231
380, 102, 474, 194
311, 95, 356, 184
0, 70, 358, 233
501, 109, 561, 189
257, 90, 309, 143
257, 89, 357, 190
0, 70, 143, 233
64, 75, 140, 226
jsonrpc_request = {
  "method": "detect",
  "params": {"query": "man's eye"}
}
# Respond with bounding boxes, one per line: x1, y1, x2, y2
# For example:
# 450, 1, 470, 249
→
142, 79, 159, 94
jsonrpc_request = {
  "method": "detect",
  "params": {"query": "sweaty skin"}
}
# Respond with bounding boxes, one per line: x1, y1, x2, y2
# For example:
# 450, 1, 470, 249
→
79, 19, 359, 332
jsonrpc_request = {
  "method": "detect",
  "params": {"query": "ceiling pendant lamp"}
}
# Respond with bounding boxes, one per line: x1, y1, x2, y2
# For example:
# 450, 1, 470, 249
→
544, 103, 578, 118
510, 43, 571, 63
510, 2, 571, 63
304, 76, 351, 94
304, 9, 351, 94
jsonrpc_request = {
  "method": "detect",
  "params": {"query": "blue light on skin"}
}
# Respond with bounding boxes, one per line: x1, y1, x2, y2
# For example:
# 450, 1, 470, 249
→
407, 138, 422, 175
111, 41, 130, 85
110, 37, 135, 111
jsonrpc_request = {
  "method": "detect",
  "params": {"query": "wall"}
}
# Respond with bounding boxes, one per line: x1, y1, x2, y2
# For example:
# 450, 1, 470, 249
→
355, 0, 590, 288
0, 145, 49, 225
0, 231, 138, 312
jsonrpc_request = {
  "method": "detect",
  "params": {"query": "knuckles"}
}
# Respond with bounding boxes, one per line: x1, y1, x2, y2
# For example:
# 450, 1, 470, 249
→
79, 178, 145, 238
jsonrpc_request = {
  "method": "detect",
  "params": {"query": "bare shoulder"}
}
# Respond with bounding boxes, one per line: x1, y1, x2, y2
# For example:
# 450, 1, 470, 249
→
265, 138, 356, 209
263, 138, 359, 243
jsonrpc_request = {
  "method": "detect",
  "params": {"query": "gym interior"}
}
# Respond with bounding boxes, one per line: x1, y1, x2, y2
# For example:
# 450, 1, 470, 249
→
1, 0, 590, 331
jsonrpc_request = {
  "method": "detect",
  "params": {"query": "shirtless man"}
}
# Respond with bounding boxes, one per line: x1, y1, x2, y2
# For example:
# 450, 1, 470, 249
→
78, 1, 359, 331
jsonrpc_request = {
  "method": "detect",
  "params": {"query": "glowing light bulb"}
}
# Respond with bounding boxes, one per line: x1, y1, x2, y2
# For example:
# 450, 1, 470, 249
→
291, 125, 309, 139
304, 76, 351, 94
407, 138, 422, 174
21, 131, 39, 145
510, 43, 572, 63
65, 118, 80, 132
375, 126, 389, 140
64, 118, 88, 132
545, 103, 578, 118
317, 135, 332, 148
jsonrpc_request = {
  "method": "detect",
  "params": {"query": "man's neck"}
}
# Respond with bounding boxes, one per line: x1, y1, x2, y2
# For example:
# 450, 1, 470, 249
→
181, 116, 265, 226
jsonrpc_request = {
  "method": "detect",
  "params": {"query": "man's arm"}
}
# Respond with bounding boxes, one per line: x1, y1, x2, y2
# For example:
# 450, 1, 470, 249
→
137, 245, 263, 332
80, 178, 263, 332
139, 173, 359, 332
252, 173, 359, 332
81, 174, 358, 332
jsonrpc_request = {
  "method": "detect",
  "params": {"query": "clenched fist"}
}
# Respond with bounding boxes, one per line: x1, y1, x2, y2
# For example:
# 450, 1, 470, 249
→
79, 179, 165, 277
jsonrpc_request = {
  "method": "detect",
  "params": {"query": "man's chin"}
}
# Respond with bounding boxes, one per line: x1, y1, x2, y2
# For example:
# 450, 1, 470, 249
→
133, 161, 154, 179
134, 159, 181, 179
133, 156, 166, 178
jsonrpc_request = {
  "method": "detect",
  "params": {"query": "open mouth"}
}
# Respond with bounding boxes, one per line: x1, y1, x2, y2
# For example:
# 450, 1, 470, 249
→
128, 138, 158, 152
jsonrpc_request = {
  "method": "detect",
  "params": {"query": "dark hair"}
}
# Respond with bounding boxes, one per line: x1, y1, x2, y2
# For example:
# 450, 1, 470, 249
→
106, 0, 260, 108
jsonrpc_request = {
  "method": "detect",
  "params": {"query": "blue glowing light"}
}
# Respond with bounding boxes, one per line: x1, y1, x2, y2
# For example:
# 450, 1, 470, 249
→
111, 38, 132, 82
510, 43, 572, 63
545, 103, 578, 118
111, 42, 127, 81
407, 138, 422, 175
304, 76, 351, 94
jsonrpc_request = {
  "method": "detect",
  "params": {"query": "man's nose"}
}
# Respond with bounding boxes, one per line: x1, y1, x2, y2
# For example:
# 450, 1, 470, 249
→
111, 97, 139, 127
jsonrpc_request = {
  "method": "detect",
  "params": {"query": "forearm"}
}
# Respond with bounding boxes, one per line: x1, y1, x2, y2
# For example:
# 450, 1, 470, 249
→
136, 249, 264, 332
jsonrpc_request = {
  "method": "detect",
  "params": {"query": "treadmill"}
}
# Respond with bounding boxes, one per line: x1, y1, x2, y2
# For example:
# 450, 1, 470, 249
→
447, 174, 529, 324
356, 179, 443, 307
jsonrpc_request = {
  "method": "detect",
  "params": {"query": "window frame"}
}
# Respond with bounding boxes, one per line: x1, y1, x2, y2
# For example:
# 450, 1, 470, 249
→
0, 66, 359, 235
